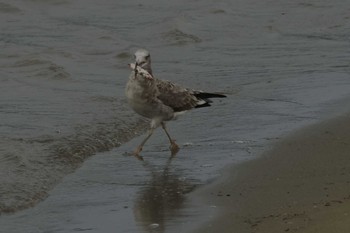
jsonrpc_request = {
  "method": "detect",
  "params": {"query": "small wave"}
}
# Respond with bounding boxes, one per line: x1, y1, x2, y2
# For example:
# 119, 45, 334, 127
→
210, 9, 226, 14
162, 29, 202, 45
0, 138, 52, 214
0, 3, 21, 14
13, 58, 70, 80
285, 33, 342, 42
83, 50, 114, 56
28, 0, 69, 5
0, 151, 28, 168
89, 96, 117, 103
115, 51, 132, 60
52, 119, 148, 164
0, 118, 149, 214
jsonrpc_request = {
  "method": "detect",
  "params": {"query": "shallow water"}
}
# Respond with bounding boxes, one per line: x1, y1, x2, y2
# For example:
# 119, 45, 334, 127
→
2, 73, 350, 233
1, 0, 350, 232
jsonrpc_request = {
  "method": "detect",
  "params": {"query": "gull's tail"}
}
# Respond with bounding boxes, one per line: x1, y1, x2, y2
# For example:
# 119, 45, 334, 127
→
194, 92, 226, 108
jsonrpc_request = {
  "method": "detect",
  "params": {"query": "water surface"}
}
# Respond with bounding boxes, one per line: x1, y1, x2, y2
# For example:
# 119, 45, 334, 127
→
1, 0, 350, 232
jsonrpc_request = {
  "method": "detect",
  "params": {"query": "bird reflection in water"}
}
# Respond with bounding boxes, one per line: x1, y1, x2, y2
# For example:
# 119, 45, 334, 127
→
133, 158, 195, 233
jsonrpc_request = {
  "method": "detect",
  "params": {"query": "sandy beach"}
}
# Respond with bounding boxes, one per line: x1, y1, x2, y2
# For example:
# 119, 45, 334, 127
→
193, 114, 350, 233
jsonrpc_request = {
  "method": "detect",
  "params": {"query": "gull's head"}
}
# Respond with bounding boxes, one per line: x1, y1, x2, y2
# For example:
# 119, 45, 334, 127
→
134, 49, 152, 73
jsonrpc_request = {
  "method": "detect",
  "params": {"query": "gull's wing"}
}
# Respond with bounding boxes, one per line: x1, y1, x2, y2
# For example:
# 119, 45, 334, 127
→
127, 64, 226, 112
155, 79, 202, 112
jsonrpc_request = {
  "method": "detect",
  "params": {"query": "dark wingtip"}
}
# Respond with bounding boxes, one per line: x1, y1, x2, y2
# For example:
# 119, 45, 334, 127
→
195, 102, 211, 108
194, 92, 227, 99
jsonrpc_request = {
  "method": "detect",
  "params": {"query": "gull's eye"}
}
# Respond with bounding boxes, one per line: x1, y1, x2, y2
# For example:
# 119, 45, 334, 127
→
145, 55, 150, 59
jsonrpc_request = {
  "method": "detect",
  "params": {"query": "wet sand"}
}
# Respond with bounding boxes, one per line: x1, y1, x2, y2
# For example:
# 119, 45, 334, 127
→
192, 114, 350, 232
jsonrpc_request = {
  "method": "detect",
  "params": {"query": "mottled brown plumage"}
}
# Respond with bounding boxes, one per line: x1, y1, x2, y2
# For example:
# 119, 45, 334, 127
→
156, 79, 199, 112
125, 49, 226, 159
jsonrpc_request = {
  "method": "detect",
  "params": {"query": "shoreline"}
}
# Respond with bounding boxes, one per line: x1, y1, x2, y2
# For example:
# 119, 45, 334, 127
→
191, 113, 350, 233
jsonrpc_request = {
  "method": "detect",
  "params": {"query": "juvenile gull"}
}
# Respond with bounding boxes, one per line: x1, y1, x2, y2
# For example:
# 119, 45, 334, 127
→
126, 49, 226, 159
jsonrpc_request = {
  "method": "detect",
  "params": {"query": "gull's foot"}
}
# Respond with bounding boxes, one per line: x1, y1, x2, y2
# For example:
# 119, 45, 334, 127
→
131, 146, 144, 161
170, 140, 180, 156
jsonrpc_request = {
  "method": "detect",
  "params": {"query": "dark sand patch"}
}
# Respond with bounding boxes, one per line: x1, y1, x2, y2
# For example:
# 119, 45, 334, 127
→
193, 114, 350, 233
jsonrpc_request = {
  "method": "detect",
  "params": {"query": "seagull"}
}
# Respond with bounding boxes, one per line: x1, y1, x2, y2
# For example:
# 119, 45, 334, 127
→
125, 48, 226, 159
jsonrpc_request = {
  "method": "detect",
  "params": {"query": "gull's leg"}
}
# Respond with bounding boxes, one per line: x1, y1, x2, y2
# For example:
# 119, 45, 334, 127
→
133, 128, 154, 160
161, 122, 179, 156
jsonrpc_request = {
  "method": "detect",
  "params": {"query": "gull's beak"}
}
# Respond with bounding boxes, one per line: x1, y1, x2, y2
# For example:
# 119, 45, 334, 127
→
134, 62, 138, 73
